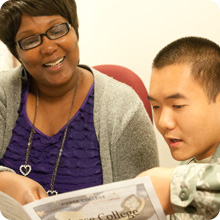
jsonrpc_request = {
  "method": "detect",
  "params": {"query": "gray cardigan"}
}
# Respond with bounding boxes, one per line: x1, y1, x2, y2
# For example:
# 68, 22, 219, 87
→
0, 66, 159, 184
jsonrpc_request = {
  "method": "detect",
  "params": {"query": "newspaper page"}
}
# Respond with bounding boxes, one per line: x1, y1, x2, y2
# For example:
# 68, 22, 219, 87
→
24, 176, 166, 220
0, 191, 31, 220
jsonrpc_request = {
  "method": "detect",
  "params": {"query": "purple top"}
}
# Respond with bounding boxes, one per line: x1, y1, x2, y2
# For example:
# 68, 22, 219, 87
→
0, 82, 103, 194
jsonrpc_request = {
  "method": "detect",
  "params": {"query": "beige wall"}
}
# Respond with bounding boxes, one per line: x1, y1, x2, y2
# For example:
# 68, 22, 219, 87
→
0, 41, 14, 70
76, 0, 220, 167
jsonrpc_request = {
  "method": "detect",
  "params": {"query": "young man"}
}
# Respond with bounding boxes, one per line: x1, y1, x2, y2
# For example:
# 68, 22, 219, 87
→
140, 36, 220, 219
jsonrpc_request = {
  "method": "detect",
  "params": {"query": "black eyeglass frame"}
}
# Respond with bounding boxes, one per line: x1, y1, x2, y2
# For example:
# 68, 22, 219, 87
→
16, 22, 71, 50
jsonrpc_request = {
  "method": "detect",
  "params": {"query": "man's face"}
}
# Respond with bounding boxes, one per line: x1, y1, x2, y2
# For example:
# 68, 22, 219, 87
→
149, 64, 220, 161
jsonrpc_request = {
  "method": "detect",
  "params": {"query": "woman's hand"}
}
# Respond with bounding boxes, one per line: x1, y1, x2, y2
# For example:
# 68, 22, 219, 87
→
0, 171, 48, 205
137, 167, 175, 215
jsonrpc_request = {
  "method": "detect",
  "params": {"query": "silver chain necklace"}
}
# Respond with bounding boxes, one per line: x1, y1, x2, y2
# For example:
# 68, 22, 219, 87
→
19, 71, 79, 196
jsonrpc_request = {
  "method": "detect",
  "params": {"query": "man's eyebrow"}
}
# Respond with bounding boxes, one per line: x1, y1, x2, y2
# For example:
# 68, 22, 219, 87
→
165, 93, 186, 100
148, 96, 155, 101
148, 93, 186, 101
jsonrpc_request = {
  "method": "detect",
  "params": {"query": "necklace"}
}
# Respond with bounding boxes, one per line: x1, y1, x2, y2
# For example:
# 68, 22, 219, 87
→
19, 71, 80, 196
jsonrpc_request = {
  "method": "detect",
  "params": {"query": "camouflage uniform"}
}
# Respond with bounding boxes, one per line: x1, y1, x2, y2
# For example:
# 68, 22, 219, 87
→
170, 144, 220, 220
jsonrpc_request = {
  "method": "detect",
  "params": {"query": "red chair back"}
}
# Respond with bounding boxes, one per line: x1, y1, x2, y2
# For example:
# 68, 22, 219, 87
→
93, 64, 152, 122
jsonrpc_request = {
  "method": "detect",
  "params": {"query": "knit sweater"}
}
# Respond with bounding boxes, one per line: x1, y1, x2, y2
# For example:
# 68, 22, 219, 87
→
0, 65, 159, 184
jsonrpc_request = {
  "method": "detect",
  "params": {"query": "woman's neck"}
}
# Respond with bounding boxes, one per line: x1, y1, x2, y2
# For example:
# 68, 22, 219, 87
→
29, 69, 81, 102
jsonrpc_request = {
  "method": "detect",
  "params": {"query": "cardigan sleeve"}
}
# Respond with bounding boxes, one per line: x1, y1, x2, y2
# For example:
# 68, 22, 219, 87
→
92, 68, 159, 183
111, 99, 159, 181
0, 75, 7, 157
0, 67, 23, 158
0, 82, 15, 172
0, 67, 23, 174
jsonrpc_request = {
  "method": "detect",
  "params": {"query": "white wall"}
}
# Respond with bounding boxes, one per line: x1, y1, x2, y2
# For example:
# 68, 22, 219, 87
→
0, 41, 14, 71
76, 0, 220, 167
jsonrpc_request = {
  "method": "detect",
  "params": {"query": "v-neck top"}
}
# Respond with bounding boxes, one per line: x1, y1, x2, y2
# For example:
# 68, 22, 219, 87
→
0, 81, 103, 194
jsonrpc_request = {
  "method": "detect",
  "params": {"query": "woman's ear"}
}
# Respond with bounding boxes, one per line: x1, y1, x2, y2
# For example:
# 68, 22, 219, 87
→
13, 57, 21, 67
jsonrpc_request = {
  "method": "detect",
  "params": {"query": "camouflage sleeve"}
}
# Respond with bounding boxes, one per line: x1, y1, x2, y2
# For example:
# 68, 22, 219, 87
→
171, 164, 220, 218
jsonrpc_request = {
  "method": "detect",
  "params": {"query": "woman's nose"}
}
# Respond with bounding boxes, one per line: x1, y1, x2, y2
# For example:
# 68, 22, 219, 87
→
39, 36, 58, 55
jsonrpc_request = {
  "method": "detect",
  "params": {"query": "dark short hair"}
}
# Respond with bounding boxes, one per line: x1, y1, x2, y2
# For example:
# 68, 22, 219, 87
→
152, 36, 220, 102
0, 0, 79, 60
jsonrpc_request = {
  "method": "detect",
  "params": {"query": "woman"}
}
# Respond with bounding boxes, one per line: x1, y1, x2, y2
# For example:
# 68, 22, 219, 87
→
0, 0, 158, 205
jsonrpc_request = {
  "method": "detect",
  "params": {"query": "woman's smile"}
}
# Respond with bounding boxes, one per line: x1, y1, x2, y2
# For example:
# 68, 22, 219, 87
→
43, 56, 65, 68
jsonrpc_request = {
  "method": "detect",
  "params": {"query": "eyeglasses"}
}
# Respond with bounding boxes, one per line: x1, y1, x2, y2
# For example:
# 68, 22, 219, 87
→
16, 22, 71, 50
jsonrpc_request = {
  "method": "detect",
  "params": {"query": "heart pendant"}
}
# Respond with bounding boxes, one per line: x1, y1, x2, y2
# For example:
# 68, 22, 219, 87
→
19, 165, 32, 176
47, 190, 58, 196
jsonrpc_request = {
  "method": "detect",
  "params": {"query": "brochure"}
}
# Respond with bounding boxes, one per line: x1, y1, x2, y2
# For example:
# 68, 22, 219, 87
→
0, 176, 166, 220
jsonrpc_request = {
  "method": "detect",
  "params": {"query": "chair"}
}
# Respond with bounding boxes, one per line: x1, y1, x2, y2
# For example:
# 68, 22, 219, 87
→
93, 64, 152, 122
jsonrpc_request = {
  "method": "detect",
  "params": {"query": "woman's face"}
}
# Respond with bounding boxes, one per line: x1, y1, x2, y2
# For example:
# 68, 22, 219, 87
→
15, 14, 79, 88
